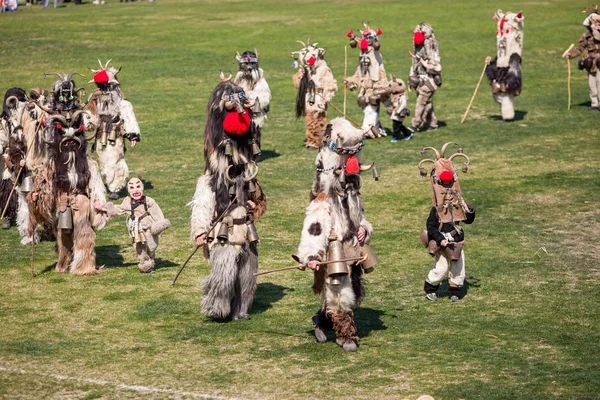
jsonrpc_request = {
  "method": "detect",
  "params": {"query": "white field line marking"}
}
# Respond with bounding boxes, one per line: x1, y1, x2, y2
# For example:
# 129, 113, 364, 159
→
0, 366, 246, 400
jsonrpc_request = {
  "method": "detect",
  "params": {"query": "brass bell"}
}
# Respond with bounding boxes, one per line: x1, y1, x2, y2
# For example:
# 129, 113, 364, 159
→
224, 140, 233, 157
57, 206, 73, 230
360, 243, 379, 274
462, 165, 469, 173
308, 93, 315, 106
236, 102, 244, 114
372, 163, 380, 181
108, 128, 117, 142
251, 140, 261, 157
246, 221, 259, 244
100, 130, 108, 146
335, 136, 343, 150
338, 170, 346, 185
228, 183, 236, 197
20, 174, 33, 193
217, 219, 230, 243
329, 275, 344, 286
326, 240, 348, 279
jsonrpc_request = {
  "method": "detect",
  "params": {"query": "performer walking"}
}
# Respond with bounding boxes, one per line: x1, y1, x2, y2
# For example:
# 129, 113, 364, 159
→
294, 117, 379, 352
188, 75, 266, 320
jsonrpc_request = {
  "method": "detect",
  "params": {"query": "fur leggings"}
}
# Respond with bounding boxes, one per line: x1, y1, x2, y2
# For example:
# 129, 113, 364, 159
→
56, 194, 97, 274
201, 243, 259, 320
97, 138, 129, 194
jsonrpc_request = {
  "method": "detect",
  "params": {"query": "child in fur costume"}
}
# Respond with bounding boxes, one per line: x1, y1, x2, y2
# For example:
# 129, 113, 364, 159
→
386, 75, 413, 142
188, 76, 266, 321
87, 60, 141, 200
409, 23, 442, 132
292, 40, 338, 150
95, 177, 170, 273
418, 143, 475, 301
485, 10, 524, 121
294, 117, 379, 352
565, 10, 600, 110
345, 23, 388, 137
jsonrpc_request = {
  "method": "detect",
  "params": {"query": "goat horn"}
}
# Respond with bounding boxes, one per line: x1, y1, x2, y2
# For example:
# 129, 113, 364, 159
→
85, 127, 97, 142
67, 72, 86, 81
360, 162, 374, 172
244, 161, 259, 182
34, 100, 53, 113
225, 165, 236, 184
46, 114, 69, 126
254, 48, 259, 58
98, 59, 104, 69
420, 147, 441, 159
321, 46, 327, 56
104, 59, 112, 69
235, 51, 242, 62
5, 95, 19, 108
296, 40, 307, 48
440, 142, 461, 158
448, 153, 471, 171
418, 159, 435, 177
41, 130, 54, 145
43, 72, 67, 80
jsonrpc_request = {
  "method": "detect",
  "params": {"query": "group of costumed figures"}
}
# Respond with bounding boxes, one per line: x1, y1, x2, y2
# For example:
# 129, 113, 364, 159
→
2, 8, 598, 352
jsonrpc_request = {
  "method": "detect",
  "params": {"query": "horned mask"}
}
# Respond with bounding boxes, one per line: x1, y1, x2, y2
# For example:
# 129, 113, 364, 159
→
494, 10, 524, 67
88, 59, 121, 88
291, 40, 327, 70
44, 72, 86, 111
418, 142, 471, 224
347, 23, 382, 51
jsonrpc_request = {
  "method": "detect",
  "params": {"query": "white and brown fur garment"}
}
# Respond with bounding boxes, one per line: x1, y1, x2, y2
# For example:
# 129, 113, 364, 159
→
233, 50, 271, 130
188, 80, 266, 320
295, 117, 374, 343
87, 60, 141, 195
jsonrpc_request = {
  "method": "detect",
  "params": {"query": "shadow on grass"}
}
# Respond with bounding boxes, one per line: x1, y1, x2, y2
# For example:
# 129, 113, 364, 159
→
259, 149, 280, 162
488, 110, 527, 121
96, 245, 128, 269
355, 307, 387, 338
154, 258, 178, 270
251, 282, 288, 314
437, 275, 480, 299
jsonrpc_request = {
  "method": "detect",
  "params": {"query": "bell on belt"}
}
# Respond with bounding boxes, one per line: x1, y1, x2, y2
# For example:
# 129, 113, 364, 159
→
108, 128, 117, 143
224, 140, 233, 157
327, 240, 348, 285
20, 174, 33, 193
217, 219, 230, 243
57, 206, 73, 230
100, 130, 108, 146
246, 221, 259, 244
359, 243, 379, 274
308, 93, 315, 106
251, 140, 261, 157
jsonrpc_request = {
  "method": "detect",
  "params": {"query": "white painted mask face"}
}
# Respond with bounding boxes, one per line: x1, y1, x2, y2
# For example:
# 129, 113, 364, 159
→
127, 178, 144, 201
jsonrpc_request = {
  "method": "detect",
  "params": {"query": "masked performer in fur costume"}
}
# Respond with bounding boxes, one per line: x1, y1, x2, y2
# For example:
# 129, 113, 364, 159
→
188, 75, 267, 320
418, 143, 475, 302
386, 75, 412, 142
345, 23, 389, 137
0, 87, 48, 243
87, 60, 141, 200
28, 72, 107, 274
294, 117, 379, 352
485, 10, 524, 121
409, 23, 442, 132
234, 50, 271, 145
565, 9, 600, 110
95, 177, 170, 273
292, 40, 338, 150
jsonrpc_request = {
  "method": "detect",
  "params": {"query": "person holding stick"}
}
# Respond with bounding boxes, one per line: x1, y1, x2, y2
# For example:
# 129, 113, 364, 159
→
293, 117, 379, 352
564, 10, 600, 111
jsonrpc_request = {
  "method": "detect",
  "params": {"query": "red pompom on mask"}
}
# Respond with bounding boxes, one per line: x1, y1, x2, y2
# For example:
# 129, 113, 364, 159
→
94, 70, 110, 85
360, 38, 369, 51
376, 28, 383, 35
413, 31, 425, 45
516, 12, 522, 19
307, 56, 316, 66
223, 110, 251, 135
346, 29, 354, 38
346, 155, 360, 175
438, 170, 454, 183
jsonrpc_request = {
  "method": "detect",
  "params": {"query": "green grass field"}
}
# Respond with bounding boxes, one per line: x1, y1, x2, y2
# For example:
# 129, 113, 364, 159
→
0, 0, 599, 399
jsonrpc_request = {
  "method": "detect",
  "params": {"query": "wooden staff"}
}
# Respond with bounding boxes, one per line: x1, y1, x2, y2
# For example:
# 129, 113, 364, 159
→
30, 235, 36, 277
0, 116, 43, 220
461, 59, 490, 124
344, 45, 348, 116
171, 196, 238, 285
254, 255, 366, 277
562, 44, 575, 110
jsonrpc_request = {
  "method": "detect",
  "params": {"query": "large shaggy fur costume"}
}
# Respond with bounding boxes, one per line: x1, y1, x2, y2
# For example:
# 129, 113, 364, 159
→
188, 80, 267, 320
28, 73, 106, 274
485, 10, 524, 121
345, 23, 388, 137
234, 50, 271, 135
292, 41, 338, 149
1, 87, 47, 243
87, 60, 141, 197
409, 23, 442, 131
418, 143, 475, 300
294, 117, 376, 351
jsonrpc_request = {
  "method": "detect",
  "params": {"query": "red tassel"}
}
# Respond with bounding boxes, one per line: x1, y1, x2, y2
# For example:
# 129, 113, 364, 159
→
93, 70, 109, 85
360, 38, 369, 51
346, 29, 353, 38
56, 123, 63, 130
41, 117, 46, 126
506, 29, 510, 33
496, 31, 499, 35
346, 155, 360, 175
79, 125, 85, 131
517, 12, 522, 18
223, 110, 251, 135
499, 18, 505, 29
307, 56, 316, 66
376, 28, 382, 35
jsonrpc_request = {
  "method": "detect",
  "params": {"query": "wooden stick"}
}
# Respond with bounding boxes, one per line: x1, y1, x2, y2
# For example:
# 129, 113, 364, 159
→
171, 196, 238, 285
30, 235, 36, 277
254, 256, 366, 277
461, 61, 489, 124
0, 119, 42, 220
343, 45, 348, 116
562, 44, 575, 111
